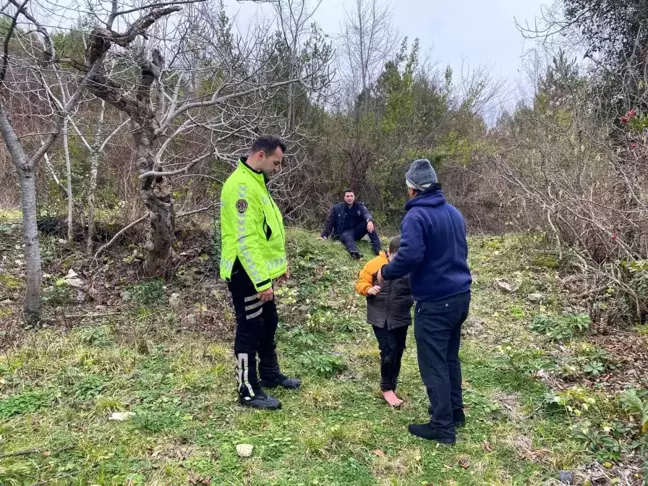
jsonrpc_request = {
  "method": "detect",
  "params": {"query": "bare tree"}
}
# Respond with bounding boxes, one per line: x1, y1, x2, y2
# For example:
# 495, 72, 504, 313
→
0, 0, 109, 323
456, 60, 508, 124
68, 100, 130, 255
72, 0, 331, 274
273, 0, 323, 127
340, 0, 399, 99
488, 47, 647, 323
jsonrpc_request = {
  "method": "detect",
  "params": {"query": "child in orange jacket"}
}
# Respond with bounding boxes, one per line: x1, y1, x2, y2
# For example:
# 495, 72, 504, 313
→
355, 236, 413, 407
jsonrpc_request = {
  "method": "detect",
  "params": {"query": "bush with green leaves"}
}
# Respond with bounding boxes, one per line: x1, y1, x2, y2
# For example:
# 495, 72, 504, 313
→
495, 344, 550, 374
556, 343, 617, 380
297, 350, 347, 378
0, 390, 49, 419
530, 313, 590, 341
548, 386, 648, 463
129, 279, 165, 305
620, 389, 648, 436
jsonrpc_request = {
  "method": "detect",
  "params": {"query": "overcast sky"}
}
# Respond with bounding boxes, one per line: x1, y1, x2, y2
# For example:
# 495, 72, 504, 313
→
225, 0, 552, 112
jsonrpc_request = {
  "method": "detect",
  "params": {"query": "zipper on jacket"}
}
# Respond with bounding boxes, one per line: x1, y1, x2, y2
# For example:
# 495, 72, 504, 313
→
268, 194, 284, 240
260, 182, 284, 241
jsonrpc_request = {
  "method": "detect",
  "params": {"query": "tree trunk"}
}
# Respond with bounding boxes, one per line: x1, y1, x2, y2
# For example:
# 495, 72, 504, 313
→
63, 118, 74, 244
18, 165, 42, 323
86, 150, 100, 255
142, 181, 175, 276
0, 105, 42, 324
135, 122, 174, 276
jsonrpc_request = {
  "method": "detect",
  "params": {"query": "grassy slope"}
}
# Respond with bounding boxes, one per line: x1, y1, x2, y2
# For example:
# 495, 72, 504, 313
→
0, 229, 640, 485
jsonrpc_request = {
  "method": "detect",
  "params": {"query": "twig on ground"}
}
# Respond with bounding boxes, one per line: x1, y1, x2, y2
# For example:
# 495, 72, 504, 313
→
0, 446, 73, 459
63, 312, 120, 318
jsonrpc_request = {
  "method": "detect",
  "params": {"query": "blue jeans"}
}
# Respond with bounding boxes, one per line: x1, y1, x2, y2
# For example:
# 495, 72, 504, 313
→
415, 292, 471, 432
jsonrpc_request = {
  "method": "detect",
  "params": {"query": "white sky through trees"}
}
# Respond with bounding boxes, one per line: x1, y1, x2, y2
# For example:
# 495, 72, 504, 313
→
227, 0, 551, 116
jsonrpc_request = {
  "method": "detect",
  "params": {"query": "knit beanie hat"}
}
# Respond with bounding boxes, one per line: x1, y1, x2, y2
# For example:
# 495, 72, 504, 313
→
405, 158, 437, 191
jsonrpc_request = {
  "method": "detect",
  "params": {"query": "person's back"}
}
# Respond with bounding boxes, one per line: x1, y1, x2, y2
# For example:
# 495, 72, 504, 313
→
378, 158, 472, 444
402, 188, 472, 302
356, 252, 412, 329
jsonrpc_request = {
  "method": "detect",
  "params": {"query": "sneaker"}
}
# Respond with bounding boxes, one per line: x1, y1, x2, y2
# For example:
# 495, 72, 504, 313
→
350, 251, 362, 260
408, 423, 455, 444
260, 375, 302, 389
239, 392, 282, 410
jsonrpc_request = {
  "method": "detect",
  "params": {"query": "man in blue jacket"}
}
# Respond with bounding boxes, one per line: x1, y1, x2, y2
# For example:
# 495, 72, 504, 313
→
378, 158, 472, 444
320, 189, 381, 259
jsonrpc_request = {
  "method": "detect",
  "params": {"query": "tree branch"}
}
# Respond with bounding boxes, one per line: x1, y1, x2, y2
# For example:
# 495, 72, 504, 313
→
112, 0, 203, 19
93, 214, 148, 261
0, 0, 28, 85
139, 149, 215, 179
157, 77, 307, 134
99, 117, 130, 152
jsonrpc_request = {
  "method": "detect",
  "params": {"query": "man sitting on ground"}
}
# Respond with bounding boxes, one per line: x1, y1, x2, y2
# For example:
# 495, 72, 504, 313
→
320, 189, 381, 259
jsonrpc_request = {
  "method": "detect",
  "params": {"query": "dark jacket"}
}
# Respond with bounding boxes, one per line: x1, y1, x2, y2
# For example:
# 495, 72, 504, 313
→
356, 252, 413, 329
321, 202, 373, 239
381, 185, 472, 302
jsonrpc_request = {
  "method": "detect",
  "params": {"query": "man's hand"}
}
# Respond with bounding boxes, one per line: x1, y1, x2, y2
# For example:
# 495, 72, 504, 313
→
258, 288, 274, 302
367, 221, 375, 233
276, 265, 290, 284
376, 267, 385, 285
367, 285, 381, 296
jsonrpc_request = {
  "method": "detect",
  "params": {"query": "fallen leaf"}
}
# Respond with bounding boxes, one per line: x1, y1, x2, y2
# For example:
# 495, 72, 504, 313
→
372, 449, 386, 457
457, 456, 470, 469
483, 440, 493, 453
43, 451, 52, 457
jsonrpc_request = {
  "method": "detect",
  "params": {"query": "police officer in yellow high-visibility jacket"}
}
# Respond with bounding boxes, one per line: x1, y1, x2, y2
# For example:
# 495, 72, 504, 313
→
220, 136, 301, 410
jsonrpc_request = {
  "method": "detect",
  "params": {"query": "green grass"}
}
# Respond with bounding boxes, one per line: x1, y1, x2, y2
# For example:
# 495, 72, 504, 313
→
0, 230, 638, 484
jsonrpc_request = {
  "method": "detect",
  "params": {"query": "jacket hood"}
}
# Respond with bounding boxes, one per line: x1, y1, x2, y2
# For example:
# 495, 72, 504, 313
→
405, 184, 446, 210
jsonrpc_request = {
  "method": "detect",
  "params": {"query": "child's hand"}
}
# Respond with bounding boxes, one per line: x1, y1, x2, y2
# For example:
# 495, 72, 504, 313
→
367, 285, 381, 296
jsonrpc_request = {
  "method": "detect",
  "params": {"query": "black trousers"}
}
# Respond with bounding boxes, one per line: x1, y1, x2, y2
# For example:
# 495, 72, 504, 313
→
372, 325, 408, 392
228, 266, 282, 398
415, 292, 470, 433
339, 222, 381, 254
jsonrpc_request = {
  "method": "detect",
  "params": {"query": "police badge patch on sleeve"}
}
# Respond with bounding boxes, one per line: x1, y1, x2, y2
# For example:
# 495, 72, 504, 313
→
236, 199, 248, 213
